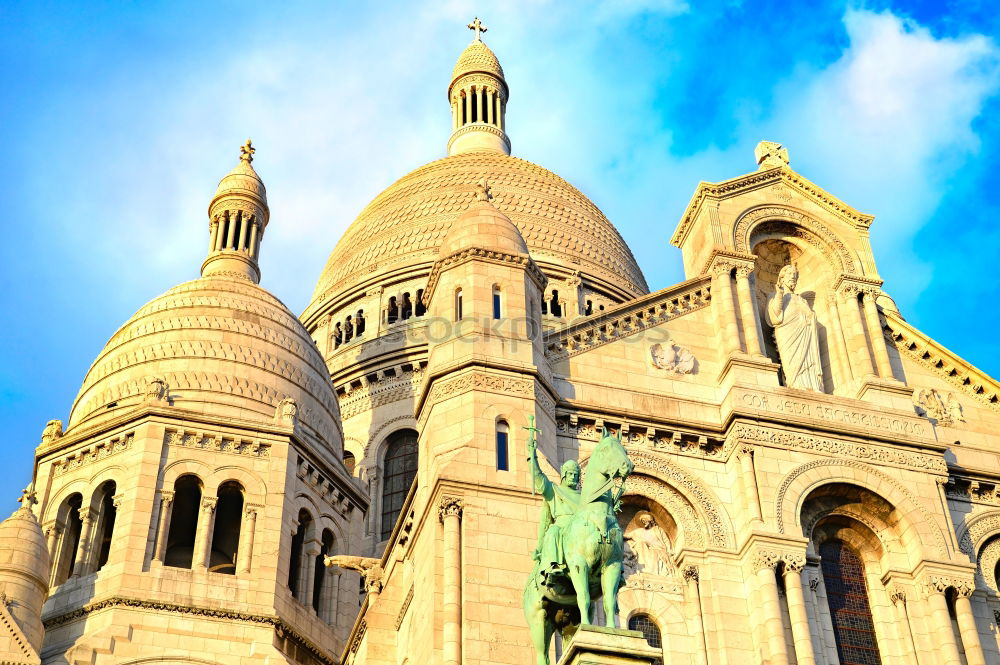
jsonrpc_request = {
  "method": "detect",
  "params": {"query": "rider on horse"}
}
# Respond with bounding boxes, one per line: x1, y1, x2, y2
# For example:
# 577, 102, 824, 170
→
528, 441, 581, 587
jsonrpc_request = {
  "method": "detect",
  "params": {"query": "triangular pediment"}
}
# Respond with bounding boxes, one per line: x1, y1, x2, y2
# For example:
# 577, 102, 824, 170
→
0, 602, 40, 665
672, 166, 874, 249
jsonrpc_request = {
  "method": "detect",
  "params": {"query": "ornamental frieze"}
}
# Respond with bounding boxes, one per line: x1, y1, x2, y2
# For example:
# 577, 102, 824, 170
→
52, 431, 134, 476
164, 428, 270, 458
556, 416, 725, 459
729, 423, 945, 472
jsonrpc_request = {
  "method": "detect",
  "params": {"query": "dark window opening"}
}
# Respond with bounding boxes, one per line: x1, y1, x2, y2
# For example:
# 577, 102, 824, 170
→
455, 289, 463, 321
56, 493, 83, 584
585, 300, 593, 316
208, 481, 244, 574
462, 94, 467, 125
333, 323, 342, 349
381, 429, 418, 541
492, 286, 501, 320
549, 290, 562, 317
165, 475, 201, 569
471, 88, 478, 122
94, 481, 117, 572
496, 421, 509, 471
344, 316, 354, 343
401, 293, 413, 320
416, 289, 426, 317
313, 529, 335, 615
356, 310, 365, 336
288, 509, 312, 596
387, 296, 399, 324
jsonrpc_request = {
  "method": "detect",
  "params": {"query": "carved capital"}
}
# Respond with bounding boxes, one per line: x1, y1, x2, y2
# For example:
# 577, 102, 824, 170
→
201, 497, 218, 514
924, 575, 974, 597
752, 549, 781, 572
438, 496, 463, 522
737, 443, 755, 459
112, 493, 125, 510
838, 282, 862, 299
78, 507, 93, 524
682, 565, 699, 583
886, 583, 906, 605
244, 506, 259, 520
159, 490, 175, 507
735, 264, 755, 280
782, 555, 806, 574
710, 259, 737, 279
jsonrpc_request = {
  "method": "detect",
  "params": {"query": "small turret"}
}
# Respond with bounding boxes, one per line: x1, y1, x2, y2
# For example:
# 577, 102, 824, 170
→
0, 489, 51, 662
201, 139, 270, 283
447, 18, 511, 156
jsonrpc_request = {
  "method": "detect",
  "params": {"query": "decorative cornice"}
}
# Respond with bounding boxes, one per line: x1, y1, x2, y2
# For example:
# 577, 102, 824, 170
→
884, 310, 1000, 411
671, 167, 873, 248
42, 597, 337, 665
394, 586, 414, 630
165, 428, 271, 458
544, 277, 711, 361
51, 431, 134, 476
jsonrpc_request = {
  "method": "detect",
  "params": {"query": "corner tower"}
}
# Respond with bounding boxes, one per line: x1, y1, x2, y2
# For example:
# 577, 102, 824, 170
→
447, 17, 511, 156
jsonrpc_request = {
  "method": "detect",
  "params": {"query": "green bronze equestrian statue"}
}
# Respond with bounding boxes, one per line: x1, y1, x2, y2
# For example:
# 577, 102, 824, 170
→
522, 419, 634, 665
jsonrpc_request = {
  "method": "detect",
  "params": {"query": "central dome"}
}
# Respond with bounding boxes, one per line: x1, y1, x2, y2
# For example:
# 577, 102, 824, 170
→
308, 151, 648, 315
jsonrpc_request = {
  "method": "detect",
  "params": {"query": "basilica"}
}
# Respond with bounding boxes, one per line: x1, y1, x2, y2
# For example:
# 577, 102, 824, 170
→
3, 19, 1000, 665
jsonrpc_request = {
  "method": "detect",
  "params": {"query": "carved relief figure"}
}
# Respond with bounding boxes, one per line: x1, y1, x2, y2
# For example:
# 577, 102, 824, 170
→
624, 511, 673, 576
912, 388, 965, 426
766, 265, 823, 391
650, 340, 695, 374
275, 397, 298, 425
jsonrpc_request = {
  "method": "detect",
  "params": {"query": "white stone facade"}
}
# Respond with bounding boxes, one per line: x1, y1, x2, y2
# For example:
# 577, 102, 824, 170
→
1, 23, 1000, 665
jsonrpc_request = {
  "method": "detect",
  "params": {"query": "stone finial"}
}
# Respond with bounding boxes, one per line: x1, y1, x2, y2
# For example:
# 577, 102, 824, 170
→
475, 177, 493, 203
240, 138, 255, 163
17, 487, 37, 514
275, 397, 298, 426
755, 141, 789, 170
468, 17, 487, 41
41, 419, 63, 443
144, 376, 169, 404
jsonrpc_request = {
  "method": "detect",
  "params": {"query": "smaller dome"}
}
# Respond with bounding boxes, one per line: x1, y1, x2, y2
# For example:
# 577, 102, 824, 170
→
0, 505, 49, 587
451, 40, 505, 88
439, 201, 528, 257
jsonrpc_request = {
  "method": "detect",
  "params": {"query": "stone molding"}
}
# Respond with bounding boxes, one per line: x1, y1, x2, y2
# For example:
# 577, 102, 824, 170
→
52, 431, 134, 476
624, 474, 708, 549
623, 449, 733, 549
732, 207, 858, 274
623, 574, 684, 595
775, 458, 948, 558
165, 428, 271, 458
544, 277, 711, 361
338, 367, 423, 421
558, 417, 724, 459
729, 423, 946, 472
884, 310, 1000, 411
43, 597, 337, 665
671, 167, 873, 248
446, 123, 512, 154
424, 245, 545, 305
923, 574, 975, 597
957, 509, 1000, 556
423, 369, 550, 415
295, 455, 357, 516
394, 586, 414, 630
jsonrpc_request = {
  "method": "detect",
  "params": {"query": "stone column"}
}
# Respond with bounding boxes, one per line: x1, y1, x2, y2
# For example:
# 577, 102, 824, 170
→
300, 539, 321, 610
237, 506, 257, 574
783, 557, 816, 665
440, 496, 464, 665
954, 586, 986, 665
192, 496, 217, 570
153, 491, 174, 563
712, 260, 741, 356
754, 551, 789, 665
887, 585, 919, 665
248, 220, 260, 260
209, 219, 219, 253
824, 294, 854, 387
925, 580, 963, 665
812, 567, 839, 665
737, 445, 763, 526
237, 214, 249, 252
215, 216, 227, 251
734, 265, 764, 357
486, 89, 494, 125
331, 568, 343, 626
318, 565, 336, 624
44, 522, 61, 565
683, 566, 708, 665
71, 508, 95, 577
805, 574, 829, 665
861, 288, 894, 380
224, 212, 238, 250
838, 284, 876, 379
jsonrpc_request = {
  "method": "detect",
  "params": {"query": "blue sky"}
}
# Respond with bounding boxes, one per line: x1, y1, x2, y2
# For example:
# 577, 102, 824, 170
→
2, 1, 998, 512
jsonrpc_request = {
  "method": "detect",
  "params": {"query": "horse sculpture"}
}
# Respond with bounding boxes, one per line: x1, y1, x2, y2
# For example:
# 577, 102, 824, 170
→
522, 424, 634, 665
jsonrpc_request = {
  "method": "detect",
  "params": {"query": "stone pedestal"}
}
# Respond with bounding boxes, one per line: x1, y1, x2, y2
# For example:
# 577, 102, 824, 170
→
558, 626, 661, 665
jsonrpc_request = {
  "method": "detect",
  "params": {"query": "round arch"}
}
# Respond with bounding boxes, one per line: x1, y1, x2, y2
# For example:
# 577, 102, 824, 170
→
957, 508, 1000, 556
775, 458, 948, 559
733, 205, 857, 275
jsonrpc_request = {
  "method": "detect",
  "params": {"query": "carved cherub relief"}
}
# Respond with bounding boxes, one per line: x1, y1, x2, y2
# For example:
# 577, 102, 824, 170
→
650, 340, 696, 374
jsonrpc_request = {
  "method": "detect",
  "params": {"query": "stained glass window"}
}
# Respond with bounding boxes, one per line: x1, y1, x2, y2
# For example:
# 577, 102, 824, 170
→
820, 541, 882, 665
381, 430, 418, 541
627, 614, 663, 665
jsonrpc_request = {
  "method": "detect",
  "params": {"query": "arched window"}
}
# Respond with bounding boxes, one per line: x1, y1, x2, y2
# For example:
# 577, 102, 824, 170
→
401, 293, 413, 320
549, 290, 562, 317
344, 316, 354, 342
492, 285, 502, 320
356, 310, 365, 336
209, 481, 244, 574
627, 614, 663, 665
416, 289, 426, 317
496, 420, 509, 471
93, 481, 117, 572
387, 296, 399, 324
381, 429, 419, 541
314, 529, 335, 617
820, 540, 882, 665
54, 493, 83, 584
343, 451, 356, 475
288, 509, 312, 597
455, 288, 464, 321
165, 475, 201, 569
333, 323, 342, 349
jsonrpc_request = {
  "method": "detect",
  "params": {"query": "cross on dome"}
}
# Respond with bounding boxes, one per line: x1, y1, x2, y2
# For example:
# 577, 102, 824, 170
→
240, 138, 255, 163
468, 17, 487, 41
18, 487, 37, 509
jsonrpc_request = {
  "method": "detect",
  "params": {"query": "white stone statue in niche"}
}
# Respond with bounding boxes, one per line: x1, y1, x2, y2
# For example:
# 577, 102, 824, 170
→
765, 264, 823, 391
624, 511, 674, 576
650, 339, 695, 374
